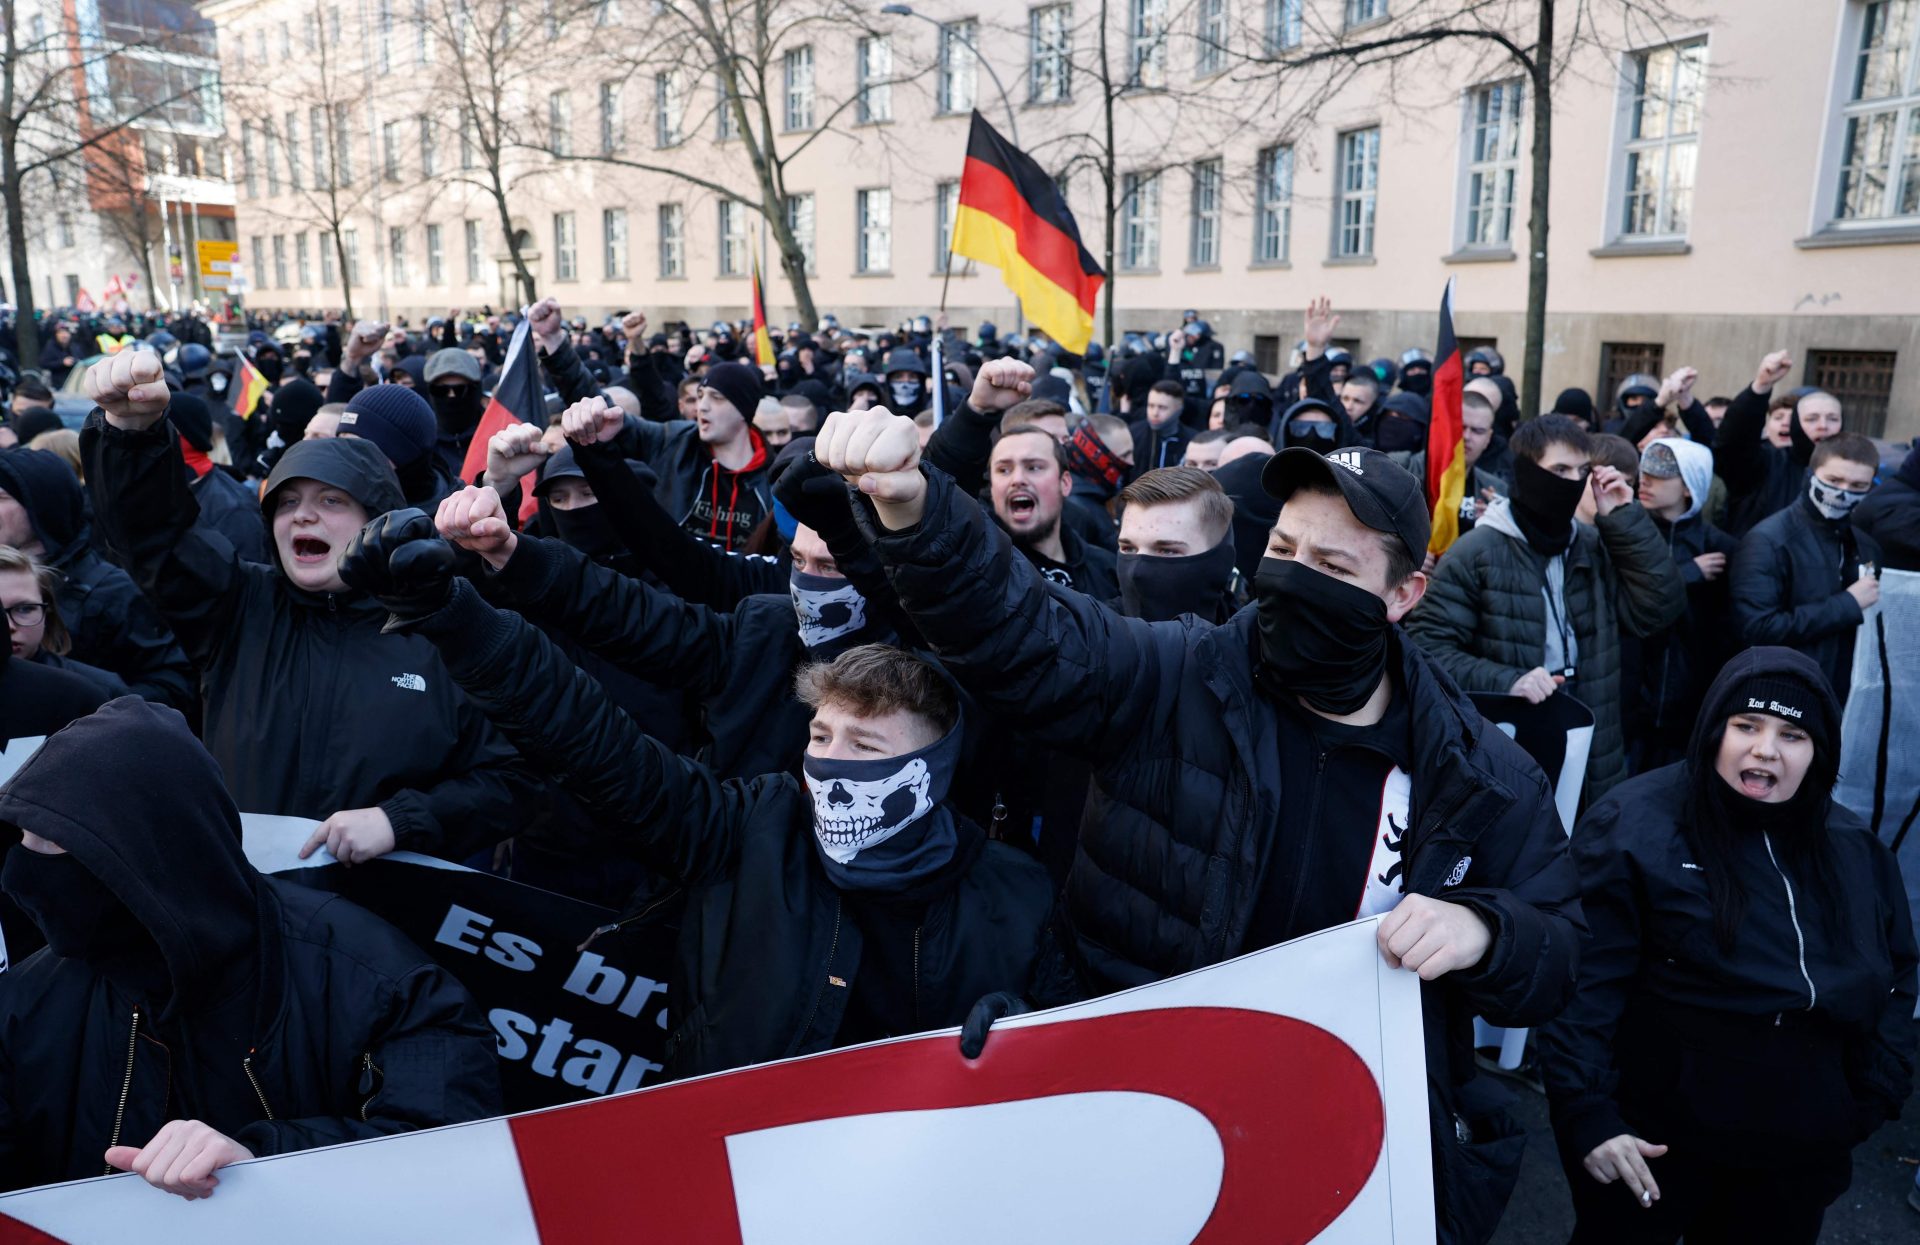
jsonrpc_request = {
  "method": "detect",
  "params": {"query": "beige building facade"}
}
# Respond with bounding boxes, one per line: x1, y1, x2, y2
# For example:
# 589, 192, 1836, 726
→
209, 0, 1919, 436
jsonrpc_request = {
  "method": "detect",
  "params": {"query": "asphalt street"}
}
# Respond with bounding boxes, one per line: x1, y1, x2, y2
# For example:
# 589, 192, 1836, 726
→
1490, 1022, 1920, 1243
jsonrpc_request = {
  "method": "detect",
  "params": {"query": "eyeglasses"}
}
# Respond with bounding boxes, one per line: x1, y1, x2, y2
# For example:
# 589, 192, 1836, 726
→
1286, 419, 1337, 440
430, 383, 472, 400
5, 602, 46, 627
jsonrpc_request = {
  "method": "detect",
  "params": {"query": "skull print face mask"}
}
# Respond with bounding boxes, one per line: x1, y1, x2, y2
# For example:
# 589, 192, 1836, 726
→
803, 719, 964, 891
791, 571, 872, 652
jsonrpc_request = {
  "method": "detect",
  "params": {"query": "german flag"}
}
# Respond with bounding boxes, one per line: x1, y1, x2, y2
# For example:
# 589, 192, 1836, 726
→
233, 354, 270, 421
952, 112, 1104, 354
1426, 278, 1467, 554
750, 256, 775, 367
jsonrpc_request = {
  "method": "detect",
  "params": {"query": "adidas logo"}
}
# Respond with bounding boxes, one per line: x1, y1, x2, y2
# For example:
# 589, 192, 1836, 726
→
1327, 449, 1366, 476
391, 673, 426, 692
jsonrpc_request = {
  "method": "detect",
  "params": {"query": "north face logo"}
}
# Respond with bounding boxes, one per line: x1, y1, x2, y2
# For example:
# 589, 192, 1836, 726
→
1327, 450, 1366, 476
391, 673, 426, 692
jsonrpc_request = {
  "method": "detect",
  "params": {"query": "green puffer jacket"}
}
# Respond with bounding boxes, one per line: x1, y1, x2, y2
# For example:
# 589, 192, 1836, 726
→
1405, 497, 1687, 800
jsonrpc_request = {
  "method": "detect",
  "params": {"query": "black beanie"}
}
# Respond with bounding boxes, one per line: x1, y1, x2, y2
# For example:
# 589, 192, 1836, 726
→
1551, 388, 1596, 430
339, 383, 437, 468
269, 378, 326, 441
701, 361, 764, 420
1722, 670, 1836, 757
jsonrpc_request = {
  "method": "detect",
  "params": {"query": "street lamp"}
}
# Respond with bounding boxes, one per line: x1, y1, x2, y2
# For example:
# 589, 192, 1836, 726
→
879, 3, 1020, 146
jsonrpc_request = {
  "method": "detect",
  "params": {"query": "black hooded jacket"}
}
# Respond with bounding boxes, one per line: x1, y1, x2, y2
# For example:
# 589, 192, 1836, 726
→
1852, 442, 1920, 571
0, 448, 194, 710
0, 698, 501, 1189
1714, 384, 1818, 537
80, 412, 543, 860
1538, 649, 1916, 1164
1729, 493, 1882, 706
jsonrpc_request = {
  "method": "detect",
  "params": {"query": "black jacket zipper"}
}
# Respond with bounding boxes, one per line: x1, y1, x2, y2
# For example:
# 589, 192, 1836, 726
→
794, 900, 844, 1046
103, 1005, 143, 1176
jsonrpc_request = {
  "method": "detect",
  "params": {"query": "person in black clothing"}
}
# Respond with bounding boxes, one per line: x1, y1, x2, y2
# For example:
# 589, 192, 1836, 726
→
988, 423, 1118, 599
36, 323, 78, 388
821, 411, 1582, 1244
0, 447, 194, 709
79, 348, 542, 869
166, 392, 270, 565
1539, 648, 1915, 1244
341, 518, 1069, 1077
1128, 379, 1192, 472
1398, 348, 1433, 397
1113, 466, 1243, 623
1339, 368, 1384, 445
1853, 438, 1920, 571
0, 697, 501, 1197
1629, 437, 1739, 770
1730, 433, 1883, 707
1715, 350, 1845, 538
336, 382, 461, 510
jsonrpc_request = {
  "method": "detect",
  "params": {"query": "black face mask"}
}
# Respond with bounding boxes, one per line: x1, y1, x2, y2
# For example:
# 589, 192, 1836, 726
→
1508, 456, 1587, 556
254, 354, 284, 385
1284, 419, 1338, 452
549, 499, 623, 562
2, 846, 145, 961
1400, 369, 1432, 397
1373, 415, 1426, 454
1253, 556, 1394, 715
1118, 539, 1237, 623
432, 387, 485, 434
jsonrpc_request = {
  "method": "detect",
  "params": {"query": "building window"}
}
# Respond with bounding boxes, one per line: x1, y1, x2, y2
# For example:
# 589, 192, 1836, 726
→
1189, 158, 1221, 266
1256, 143, 1293, 263
415, 0, 430, 62
1195, 0, 1226, 75
858, 36, 893, 123
331, 5, 342, 44
265, 128, 281, 194
296, 231, 311, 286
285, 112, 303, 190
935, 179, 975, 272
378, 0, 392, 72
1336, 126, 1380, 257
1129, 0, 1166, 89
938, 20, 977, 114
250, 237, 266, 289
1344, 0, 1386, 27
718, 200, 747, 276
382, 120, 401, 181
1120, 171, 1160, 269
1618, 39, 1706, 239
1266, 0, 1300, 51
334, 103, 354, 184
549, 90, 572, 157
1461, 79, 1523, 248
388, 226, 408, 284
1597, 342, 1664, 407
1836, 1, 1920, 222
342, 228, 360, 284
857, 187, 892, 273
56, 210, 74, 249
426, 222, 444, 284
420, 115, 437, 177
601, 81, 624, 154
783, 45, 814, 131
603, 207, 629, 279
1029, 5, 1071, 103
459, 111, 476, 170
272, 234, 288, 287
595, 0, 619, 26
655, 72, 683, 147
254, 28, 267, 63
553, 211, 577, 280
320, 231, 337, 287
785, 192, 816, 272
1808, 348, 1898, 436
465, 219, 482, 284
658, 202, 685, 277
241, 122, 257, 197
716, 76, 739, 140
310, 106, 329, 189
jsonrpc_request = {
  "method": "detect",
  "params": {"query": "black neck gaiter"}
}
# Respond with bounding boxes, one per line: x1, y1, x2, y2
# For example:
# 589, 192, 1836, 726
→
1253, 556, 1392, 715
1508, 456, 1586, 556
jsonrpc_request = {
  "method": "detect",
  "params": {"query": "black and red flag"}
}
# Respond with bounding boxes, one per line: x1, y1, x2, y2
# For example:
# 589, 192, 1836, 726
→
459, 316, 543, 515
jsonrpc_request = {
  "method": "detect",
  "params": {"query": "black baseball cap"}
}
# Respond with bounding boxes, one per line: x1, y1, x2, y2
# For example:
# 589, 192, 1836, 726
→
1261, 446, 1431, 564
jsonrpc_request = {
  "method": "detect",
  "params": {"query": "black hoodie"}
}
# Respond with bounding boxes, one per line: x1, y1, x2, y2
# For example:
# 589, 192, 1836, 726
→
0, 698, 501, 1188
80, 412, 544, 860
1539, 648, 1917, 1165
0, 447, 193, 709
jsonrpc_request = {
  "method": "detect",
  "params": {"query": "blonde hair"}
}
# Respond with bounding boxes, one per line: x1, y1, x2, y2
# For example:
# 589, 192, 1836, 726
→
0, 545, 70, 655
27, 429, 82, 482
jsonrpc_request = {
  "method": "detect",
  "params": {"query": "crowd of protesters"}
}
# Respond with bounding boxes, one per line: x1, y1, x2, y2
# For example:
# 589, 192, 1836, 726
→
0, 289, 1914, 1245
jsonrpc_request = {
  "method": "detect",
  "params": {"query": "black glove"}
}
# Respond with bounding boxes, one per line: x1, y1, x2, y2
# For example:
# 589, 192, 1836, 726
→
774, 450, 860, 539
958, 991, 1031, 1060
340, 508, 457, 629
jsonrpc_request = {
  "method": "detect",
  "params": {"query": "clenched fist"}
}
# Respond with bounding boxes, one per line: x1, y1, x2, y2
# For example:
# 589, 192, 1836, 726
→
485, 420, 552, 489
814, 408, 925, 527
528, 297, 567, 353
1752, 350, 1793, 394
621, 311, 649, 351
969, 358, 1034, 414
88, 348, 171, 430
436, 485, 518, 570
560, 395, 622, 446
341, 319, 389, 369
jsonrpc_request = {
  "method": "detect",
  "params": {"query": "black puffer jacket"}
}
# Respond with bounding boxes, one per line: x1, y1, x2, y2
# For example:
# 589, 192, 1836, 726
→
856, 466, 1583, 1245
1631, 511, 1740, 762
1729, 494, 1881, 707
0, 698, 500, 1189
81, 413, 543, 858
191, 459, 273, 564
1852, 442, 1920, 571
1538, 649, 1916, 1164
0, 447, 194, 710
409, 579, 1065, 1080
1406, 497, 1687, 799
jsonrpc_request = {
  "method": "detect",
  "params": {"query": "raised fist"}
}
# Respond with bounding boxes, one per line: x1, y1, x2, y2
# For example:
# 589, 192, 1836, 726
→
485, 420, 552, 488
815, 408, 924, 503
621, 311, 648, 350
435, 485, 518, 570
527, 297, 566, 353
342, 319, 389, 366
1753, 350, 1793, 394
87, 348, 171, 430
970, 358, 1033, 415
560, 395, 622, 446
339, 508, 456, 624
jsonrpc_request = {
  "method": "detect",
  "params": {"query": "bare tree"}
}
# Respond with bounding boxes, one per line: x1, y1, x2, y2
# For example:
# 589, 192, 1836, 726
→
1245, 0, 1710, 417
1, 0, 221, 364
79, 133, 164, 306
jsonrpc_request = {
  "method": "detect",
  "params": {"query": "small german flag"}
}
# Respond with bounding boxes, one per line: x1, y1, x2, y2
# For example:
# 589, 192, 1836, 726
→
750, 256, 775, 367
233, 354, 270, 421
1426, 278, 1467, 554
952, 112, 1104, 354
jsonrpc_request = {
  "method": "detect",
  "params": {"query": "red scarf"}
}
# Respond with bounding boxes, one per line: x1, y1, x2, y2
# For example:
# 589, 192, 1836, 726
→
180, 437, 214, 479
